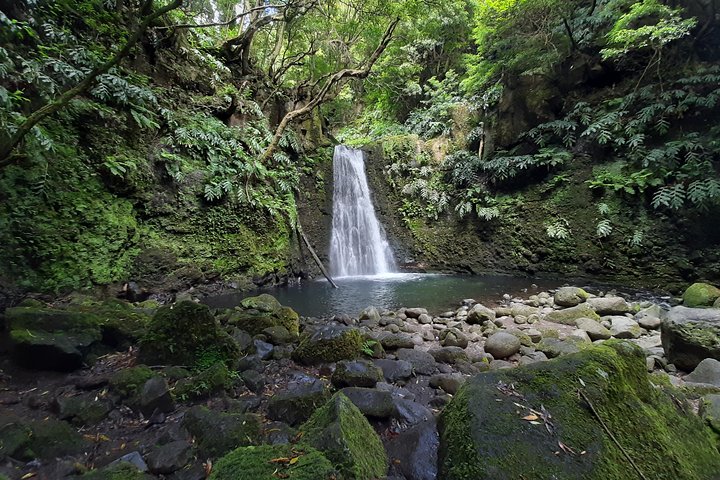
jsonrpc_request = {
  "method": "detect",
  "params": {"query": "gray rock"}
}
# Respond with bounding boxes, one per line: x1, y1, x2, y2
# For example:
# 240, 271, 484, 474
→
146, 440, 192, 474
662, 306, 720, 370
429, 374, 465, 394
266, 375, 330, 426
386, 418, 438, 480
397, 348, 438, 375
418, 313, 433, 324
405, 308, 428, 319
111, 451, 148, 472
240, 369, 266, 393
568, 329, 592, 343
140, 377, 175, 418
526, 329, 542, 343
545, 303, 599, 325
484, 332, 521, 359
575, 317, 612, 341
536, 338, 581, 358
340, 387, 396, 418
360, 306, 381, 322
685, 358, 720, 386
253, 339, 274, 360
182, 406, 262, 457
331, 360, 383, 388
467, 304, 496, 324
262, 326, 296, 345
393, 398, 433, 425
489, 360, 514, 370
587, 296, 631, 315
380, 333, 417, 350
374, 359, 413, 383
429, 346, 469, 365
638, 316, 662, 330
607, 316, 642, 339
519, 351, 549, 365
54, 392, 113, 426
700, 394, 720, 432
440, 328, 468, 348
554, 287, 589, 307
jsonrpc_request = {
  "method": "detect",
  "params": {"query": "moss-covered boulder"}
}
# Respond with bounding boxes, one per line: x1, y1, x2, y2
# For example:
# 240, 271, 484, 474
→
139, 301, 239, 368
300, 392, 387, 480
292, 325, 364, 365
438, 341, 720, 479
209, 445, 336, 480
0, 414, 87, 461
181, 406, 262, 457
267, 376, 331, 426
228, 294, 300, 337
173, 362, 235, 400
661, 306, 720, 370
544, 303, 600, 325
109, 365, 156, 400
683, 282, 720, 308
553, 287, 589, 307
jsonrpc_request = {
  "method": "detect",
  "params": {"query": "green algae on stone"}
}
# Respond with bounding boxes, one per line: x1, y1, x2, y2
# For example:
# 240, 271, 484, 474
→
110, 365, 156, 399
300, 392, 387, 480
230, 294, 300, 337
544, 303, 600, 325
683, 282, 720, 308
292, 325, 364, 365
182, 406, 262, 457
438, 340, 720, 480
139, 301, 239, 368
209, 444, 336, 480
173, 362, 235, 400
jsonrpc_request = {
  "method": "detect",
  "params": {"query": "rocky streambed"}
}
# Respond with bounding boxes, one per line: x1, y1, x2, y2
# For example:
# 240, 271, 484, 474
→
1, 283, 720, 479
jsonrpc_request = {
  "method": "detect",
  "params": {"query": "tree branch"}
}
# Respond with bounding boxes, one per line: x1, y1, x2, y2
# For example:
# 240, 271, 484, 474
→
259, 16, 400, 163
0, 0, 183, 165
155, 3, 282, 30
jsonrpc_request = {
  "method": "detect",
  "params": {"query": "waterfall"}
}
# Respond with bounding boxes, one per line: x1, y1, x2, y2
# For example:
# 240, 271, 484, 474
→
329, 145, 397, 277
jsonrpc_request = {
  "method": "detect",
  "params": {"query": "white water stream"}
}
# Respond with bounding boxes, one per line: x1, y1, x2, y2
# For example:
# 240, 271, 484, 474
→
329, 145, 397, 277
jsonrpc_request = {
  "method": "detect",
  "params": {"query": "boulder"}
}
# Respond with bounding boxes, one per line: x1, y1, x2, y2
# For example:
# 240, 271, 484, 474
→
139, 302, 239, 368
146, 440, 192, 474
545, 303, 600, 325
386, 418, 438, 480
575, 317, 612, 341
429, 374, 465, 394
292, 325, 363, 365
340, 387, 397, 418
685, 358, 720, 387
484, 332, 521, 359
607, 316, 642, 339
0, 414, 86, 461
467, 304, 495, 324
438, 341, 720, 479
683, 283, 720, 308
182, 406, 262, 457
429, 346, 469, 364
53, 393, 113, 426
661, 306, 720, 370
536, 338, 583, 358
700, 394, 720, 434
379, 332, 416, 350
587, 297, 631, 315
440, 328, 468, 348
553, 287, 589, 307
396, 348, 438, 375
331, 360, 383, 388
229, 294, 300, 336
360, 306, 381, 322
208, 444, 336, 480
267, 375, 331, 426
173, 363, 235, 400
300, 393, 387, 480
139, 376, 174, 417
374, 359, 413, 383
405, 308, 428, 319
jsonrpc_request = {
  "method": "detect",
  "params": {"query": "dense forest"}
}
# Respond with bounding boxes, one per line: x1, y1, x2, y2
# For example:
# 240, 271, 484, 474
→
1, 0, 720, 479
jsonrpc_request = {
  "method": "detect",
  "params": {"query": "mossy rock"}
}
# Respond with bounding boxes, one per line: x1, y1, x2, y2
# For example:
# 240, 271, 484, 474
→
292, 325, 364, 365
173, 362, 235, 400
181, 406, 262, 457
109, 365, 156, 399
544, 303, 600, 325
82, 463, 154, 479
139, 301, 239, 368
683, 283, 720, 308
230, 294, 300, 337
438, 341, 720, 479
300, 392, 387, 480
209, 444, 336, 480
0, 414, 87, 461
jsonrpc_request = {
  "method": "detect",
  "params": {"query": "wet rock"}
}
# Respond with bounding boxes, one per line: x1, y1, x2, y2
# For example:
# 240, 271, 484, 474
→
240, 369, 267, 393
111, 451, 149, 472
519, 351, 549, 365
360, 306, 381, 322
405, 307, 429, 319
575, 317, 612, 341
300, 392, 387, 480
331, 360, 383, 388
237, 354, 263, 372
545, 303, 600, 325
638, 316, 662, 330
292, 325, 364, 364
53, 392, 113, 426
139, 376, 174, 417
267, 375, 330, 425
340, 387, 397, 418
374, 359, 413, 383
379, 332, 416, 350
229, 294, 300, 336
662, 306, 720, 370
393, 398, 433, 425
429, 374, 464, 394
182, 406, 262, 456
607, 316, 642, 339
253, 339, 274, 360
683, 283, 720, 308
386, 418, 439, 480
587, 296, 631, 315
484, 332, 521, 359
418, 313, 433, 324
263, 421, 296, 445
146, 440, 192, 474
440, 328, 468, 348
685, 358, 720, 386
429, 346, 469, 364
467, 304, 496, 324
230, 328, 254, 352
553, 287, 589, 307
261, 326, 295, 345
396, 348, 438, 375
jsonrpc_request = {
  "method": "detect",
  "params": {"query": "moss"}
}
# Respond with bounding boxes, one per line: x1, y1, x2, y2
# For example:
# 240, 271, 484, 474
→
544, 303, 600, 325
683, 282, 720, 308
27, 417, 87, 459
109, 365, 155, 399
209, 444, 336, 480
439, 340, 720, 479
300, 393, 387, 480
139, 301, 239, 368
230, 295, 300, 336
82, 463, 153, 479
292, 327, 364, 365
173, 362, 235, 400
182, 406, 262, 457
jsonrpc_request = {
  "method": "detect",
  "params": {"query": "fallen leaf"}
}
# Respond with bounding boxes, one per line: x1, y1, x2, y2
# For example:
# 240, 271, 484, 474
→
522, 414, 539, 421
270, 457, 291, 464
21, 473, 36, 479
289, 457, 299, 465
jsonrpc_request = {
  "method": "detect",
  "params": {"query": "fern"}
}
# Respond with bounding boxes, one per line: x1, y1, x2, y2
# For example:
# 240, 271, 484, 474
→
596, 219, 613, 238
546, 219, 570, 240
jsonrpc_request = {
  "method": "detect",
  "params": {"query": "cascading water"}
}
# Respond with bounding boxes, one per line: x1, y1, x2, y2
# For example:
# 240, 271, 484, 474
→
329, 145, 397, 277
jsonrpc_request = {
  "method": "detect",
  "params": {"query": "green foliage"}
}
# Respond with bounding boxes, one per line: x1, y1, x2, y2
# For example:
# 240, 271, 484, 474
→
545, 218, 571, 240
405, 70, 470, 139
483, 148, 571, 182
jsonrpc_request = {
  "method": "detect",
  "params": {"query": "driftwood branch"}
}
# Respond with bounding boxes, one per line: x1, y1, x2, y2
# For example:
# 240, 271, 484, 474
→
259, 16, 400, 163
296, 221, 338, 288
0, 0, 183, 165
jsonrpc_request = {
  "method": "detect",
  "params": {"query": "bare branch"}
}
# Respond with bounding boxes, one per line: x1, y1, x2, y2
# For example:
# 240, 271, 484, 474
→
154, 3, 283, 30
